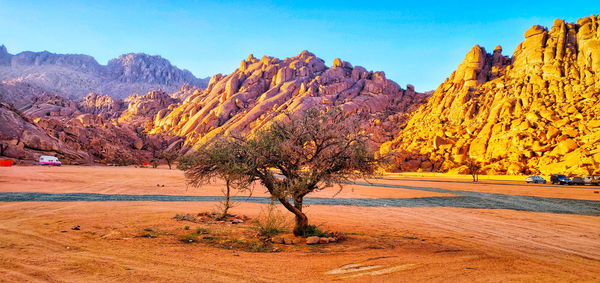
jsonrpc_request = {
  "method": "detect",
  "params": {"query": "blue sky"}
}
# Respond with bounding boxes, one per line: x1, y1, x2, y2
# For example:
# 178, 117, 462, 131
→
1, 1, 599, 91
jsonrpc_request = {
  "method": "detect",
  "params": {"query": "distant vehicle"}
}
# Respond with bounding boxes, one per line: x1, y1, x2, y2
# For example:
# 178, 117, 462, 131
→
39, 155, 61, 166
550, 174, 572, 185
583, 175, 600, 186
525, 176, 547, 184
571, 177, 585, 185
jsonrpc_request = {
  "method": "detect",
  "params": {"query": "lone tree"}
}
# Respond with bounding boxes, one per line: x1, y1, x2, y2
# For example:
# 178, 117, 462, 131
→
181, 108, 378, 236
178, 138, 253, 218
159, 150, 180, 170
464, 157, 482, 182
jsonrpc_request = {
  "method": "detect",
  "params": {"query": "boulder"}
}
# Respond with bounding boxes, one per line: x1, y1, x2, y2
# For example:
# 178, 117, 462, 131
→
306, 236, 320, 245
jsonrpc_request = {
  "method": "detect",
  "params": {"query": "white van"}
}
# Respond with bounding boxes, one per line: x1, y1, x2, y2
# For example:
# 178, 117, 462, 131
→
39, 155, 61, 166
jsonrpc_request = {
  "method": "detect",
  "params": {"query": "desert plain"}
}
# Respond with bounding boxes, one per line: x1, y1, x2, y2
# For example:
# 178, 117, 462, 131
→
0, 165, 599, 282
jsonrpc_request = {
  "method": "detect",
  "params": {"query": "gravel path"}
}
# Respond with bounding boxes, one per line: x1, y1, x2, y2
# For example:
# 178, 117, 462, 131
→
1, 181, 599, 216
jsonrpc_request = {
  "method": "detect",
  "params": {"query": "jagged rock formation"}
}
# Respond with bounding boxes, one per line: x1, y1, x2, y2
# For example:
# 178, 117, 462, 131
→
0, 103, 88, 161
119, 90, 178, 124
0, 88, 185, 164
150, 51, 428, 150
0, 45, 209, 99
79, 93, 125, 118
382, 16, 600, 175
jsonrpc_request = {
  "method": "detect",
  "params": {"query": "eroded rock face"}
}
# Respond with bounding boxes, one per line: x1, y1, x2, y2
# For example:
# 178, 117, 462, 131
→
0, 103, 87, 161
383, 16, 600, 175
79, 93, 125, 118
149, 51, 428, 150
0, 88, 185, 164
119, 90, 178, 124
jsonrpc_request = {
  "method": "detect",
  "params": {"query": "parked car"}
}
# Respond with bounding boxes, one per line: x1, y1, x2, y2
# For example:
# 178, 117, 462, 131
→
583, 175, 600, 186
571, 177, 585, 185
39, 155, 61, 166
525, 176, 547, 184
550, 174, 572, 185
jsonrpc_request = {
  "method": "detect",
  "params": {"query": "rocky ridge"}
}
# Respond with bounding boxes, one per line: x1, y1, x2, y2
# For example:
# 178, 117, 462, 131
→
149, 51, 429, 150
381, 16, 600, 175
0, 45, 209, 99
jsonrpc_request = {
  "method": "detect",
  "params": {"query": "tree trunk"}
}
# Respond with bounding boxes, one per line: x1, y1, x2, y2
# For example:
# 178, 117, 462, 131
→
166, 159, 172, 170
292, 196, 308, 236
293, 211, 308, 236
276, 195, 309, 236
222, 180, 231, 217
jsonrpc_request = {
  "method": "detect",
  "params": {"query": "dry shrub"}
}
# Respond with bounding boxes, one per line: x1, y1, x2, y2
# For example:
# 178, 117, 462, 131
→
252, 202, 290, 238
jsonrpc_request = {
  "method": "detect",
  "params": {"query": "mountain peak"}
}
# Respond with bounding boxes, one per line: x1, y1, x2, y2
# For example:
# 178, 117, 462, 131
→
0, 44, 12, 65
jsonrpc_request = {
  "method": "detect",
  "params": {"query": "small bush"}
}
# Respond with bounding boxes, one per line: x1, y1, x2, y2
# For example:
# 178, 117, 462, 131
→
184, 225, 190, 230
302, 225, 330, 238
173, 213, 196, 222
180, 233, 199, 243
196, 227, 210, 235
138, 228, 158, 238
252, 203, 289, 238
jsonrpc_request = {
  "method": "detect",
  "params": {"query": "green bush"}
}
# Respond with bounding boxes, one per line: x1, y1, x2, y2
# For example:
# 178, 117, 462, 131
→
302, 225, 330, 238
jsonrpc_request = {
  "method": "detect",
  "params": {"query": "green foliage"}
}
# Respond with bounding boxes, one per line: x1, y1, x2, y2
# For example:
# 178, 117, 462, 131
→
183, 225, 190, 230
176, 155, 196, 171
301, 225, 331, 238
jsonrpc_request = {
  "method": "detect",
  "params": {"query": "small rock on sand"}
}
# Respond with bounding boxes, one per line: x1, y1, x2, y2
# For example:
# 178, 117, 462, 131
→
271, 237, 284, 244
306, 236, 320, 245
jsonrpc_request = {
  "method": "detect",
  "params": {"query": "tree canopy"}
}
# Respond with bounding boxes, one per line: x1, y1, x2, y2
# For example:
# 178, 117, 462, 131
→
180, 108, 378, 235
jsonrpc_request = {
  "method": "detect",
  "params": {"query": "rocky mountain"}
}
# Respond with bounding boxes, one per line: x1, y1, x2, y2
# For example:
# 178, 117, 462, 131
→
0, 45, 209, 99
381, 16, 600, 175
149, 51, 428, 151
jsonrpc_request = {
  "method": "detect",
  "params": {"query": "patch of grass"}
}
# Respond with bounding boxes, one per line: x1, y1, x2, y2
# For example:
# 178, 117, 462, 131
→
173, 213, 196, 222
180, 233, 199, 243
302, 225, 331, 238
202, 236, 275, 253
252, 203, 289, 238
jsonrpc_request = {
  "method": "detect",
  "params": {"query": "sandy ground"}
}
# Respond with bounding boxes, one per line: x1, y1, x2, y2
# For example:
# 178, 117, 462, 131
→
0, 166, 599, 282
